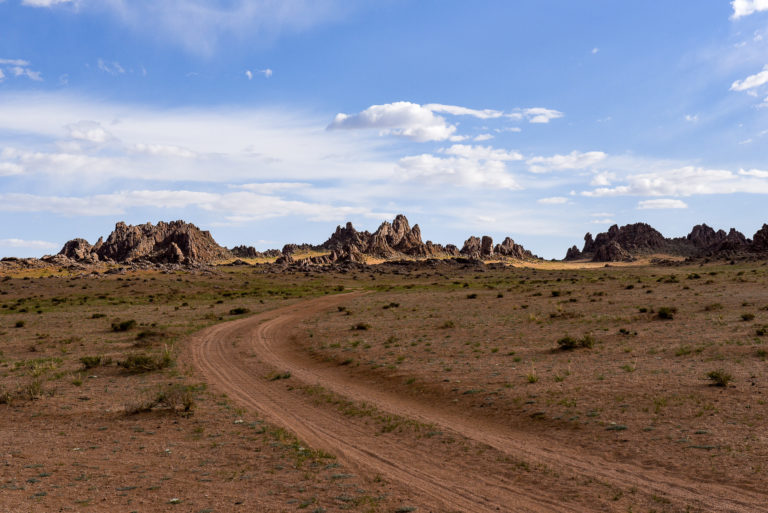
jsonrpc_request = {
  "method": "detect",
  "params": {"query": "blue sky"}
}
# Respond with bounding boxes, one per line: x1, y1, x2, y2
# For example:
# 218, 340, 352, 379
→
1, 0, 767, 259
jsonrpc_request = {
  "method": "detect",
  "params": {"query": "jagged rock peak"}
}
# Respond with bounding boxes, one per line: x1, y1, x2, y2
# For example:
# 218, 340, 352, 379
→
59, 220, 231, 265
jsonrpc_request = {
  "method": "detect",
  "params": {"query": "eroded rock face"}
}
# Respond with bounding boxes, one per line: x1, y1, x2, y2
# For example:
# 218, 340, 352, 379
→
59, 220, 231, 265
687, 224, 727, 249
495, 237, 533, 260
593, 241, 633, 262
752, 224, 768, 252
460, 236, 482, 258
564, 245, 581, 260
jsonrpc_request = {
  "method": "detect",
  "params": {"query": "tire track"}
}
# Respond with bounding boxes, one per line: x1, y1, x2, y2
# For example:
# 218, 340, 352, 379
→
186, 294, 767, 513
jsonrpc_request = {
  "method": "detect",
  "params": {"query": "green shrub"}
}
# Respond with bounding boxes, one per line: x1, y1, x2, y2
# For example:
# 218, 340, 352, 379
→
111, 319, 137, 332
656, 307, 677, 320
706, 369, 732, 387
118, 346, 173, 373
351, 322, 371, 331
79, 355, 104, 370
741, 313, 755, 322
14, 320, 25, 328
557, 334, 595, 350
466, 293, 478, 299
126, 383, 196, 414
229, 307, 250, 315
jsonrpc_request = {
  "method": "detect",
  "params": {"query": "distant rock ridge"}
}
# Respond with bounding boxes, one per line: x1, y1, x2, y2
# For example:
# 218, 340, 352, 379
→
566, 222, 766, 262
319, 215, 534, 262
59, 220, 231, 265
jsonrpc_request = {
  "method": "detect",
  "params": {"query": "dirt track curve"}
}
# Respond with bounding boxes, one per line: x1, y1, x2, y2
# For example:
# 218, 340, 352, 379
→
186, 293, 767, 513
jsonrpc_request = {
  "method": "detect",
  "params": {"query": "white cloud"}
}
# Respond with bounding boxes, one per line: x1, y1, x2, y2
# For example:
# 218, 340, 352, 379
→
523, 107, 564, 124
0, 58, 31, 66
590, 171, 615, 186
328, 102, 564, 142
637, 199, 688, 210
397, 151, 519, 190
236, 182, 312, 193
739, 168, 768, 178
0, 58, 43, 82
537, 196, 568, 204
590, 218, 614, 224
79, 0, 352, 56
0, 92, 395, 184
132, 143, 197, 159
0, 162, 24, 176
591, 48, 599, 54
97, 59, 126, 75
0, 190, 383, 222
583, 166, 768, 197
0, 238, 58, 250
424, 103, 504, 120
328, 101, 457, 142
527, 150, 606, 173
473, 133, 494, 141
21, 0, 74, 6
732, 0, 768, 18
246, 68, 272, 79
684, 114, 699, 122
443, 144, 523, 161
730, 65, 768, 91
66, 120, 113, 144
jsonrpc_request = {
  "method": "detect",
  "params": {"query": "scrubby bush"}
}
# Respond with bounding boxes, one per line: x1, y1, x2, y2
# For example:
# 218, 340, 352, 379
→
741, 313, 755, 322
79, 355, 105, 370
118, 346, 173, 373
111, 319, 137, 332
125, 383, 196, 414
656, 307, 677, 320
706, 369, 733, 387
351, 322, 371, 331
557, 334, 595, 350
229, 307, 250, 315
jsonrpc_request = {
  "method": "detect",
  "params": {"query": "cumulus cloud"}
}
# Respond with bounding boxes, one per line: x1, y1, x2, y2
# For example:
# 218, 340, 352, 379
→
527, 150, 606, 173
66, 120, 113, 144
537, 197, 568, 204
583, 166, 768, 197
328, 101, 457, 142
637, 199, 688, 210
730, 65, 768, 91
0, 91, 395, 184
523, 107, 564, 124
739, 168, 768, 178
397, 144, 521, 189
473, 133, 494, 141
328, 102, 564, 142
0, 162, 24, 176
732, 0, 768, 18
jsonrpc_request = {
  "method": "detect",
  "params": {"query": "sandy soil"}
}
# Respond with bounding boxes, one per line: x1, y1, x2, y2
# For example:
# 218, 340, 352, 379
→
186, 290, 767, 512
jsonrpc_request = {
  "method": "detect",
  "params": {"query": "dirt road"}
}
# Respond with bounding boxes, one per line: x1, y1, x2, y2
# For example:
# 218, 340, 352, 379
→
186, 293, 767, 512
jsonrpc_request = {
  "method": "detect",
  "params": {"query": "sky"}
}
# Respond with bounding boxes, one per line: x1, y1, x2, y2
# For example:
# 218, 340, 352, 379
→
0, 0, 767, 259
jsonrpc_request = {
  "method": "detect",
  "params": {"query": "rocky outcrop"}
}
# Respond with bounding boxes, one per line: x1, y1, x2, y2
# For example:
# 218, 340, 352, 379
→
495, 237, 534, 260
564, 245, 581, 261
59, 220, 231, 265
460, 236, 483, 258
568, 222, 768, 262
230, 246, 281, 259
752, 224, 768, 252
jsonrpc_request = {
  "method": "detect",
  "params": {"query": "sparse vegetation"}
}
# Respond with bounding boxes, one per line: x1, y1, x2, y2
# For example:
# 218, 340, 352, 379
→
557, 334, 595, 350
706, 369, 733, 387
111, 319, 137, 332
656, 306, 677, 320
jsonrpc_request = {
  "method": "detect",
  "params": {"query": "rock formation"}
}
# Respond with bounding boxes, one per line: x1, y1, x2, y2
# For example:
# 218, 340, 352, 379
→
59, 220, 231, 265
230, 246, 281, 259
567, 222, 767, 262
